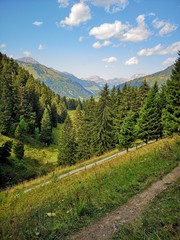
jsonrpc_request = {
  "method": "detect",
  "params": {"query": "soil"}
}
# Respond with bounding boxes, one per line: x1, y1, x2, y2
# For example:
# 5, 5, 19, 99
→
68, 166, 180, 240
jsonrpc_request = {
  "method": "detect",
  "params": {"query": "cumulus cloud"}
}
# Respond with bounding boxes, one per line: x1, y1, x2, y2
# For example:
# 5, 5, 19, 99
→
162, 57, 176, 66
89, 14, 151, 42
125, 56, 138, 65
138, 41, 180, 56
102, 56, 118, 63
0, 43, 6, 48
89, 20, 128, 40
57, 0, 69, 8
23, 51, 31, 57
91, 0, 129, 13
120, 15, 151, 42
153, 18, 178, 36
38, 44, 46, 50
60, 2, 91, 27
93, 40, 111, 48
33, 21, 43, 26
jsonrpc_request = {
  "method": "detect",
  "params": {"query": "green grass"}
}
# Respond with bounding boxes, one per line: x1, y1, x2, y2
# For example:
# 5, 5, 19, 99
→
113, 178, 180, 240
0, 137, 179, 240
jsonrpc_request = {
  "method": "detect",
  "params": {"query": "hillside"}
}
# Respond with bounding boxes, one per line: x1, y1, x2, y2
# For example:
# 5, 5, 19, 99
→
0, 137, 179, 240
16, 58, 101, 99
120, 65, 174, 88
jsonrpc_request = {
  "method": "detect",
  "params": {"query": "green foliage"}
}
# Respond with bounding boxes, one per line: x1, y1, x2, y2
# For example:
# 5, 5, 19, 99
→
40, 108, 52, 145
119, 111, 135, 151
113, 179, 180, 240
0, 137, 179, 240
162, 52, 180, 135
136, 82, 163, 142
0, 140, 13, 163
13, 141, 24, 159
58, 115, 77, 166
15, 116, 28, 141
94, 84, 114, 155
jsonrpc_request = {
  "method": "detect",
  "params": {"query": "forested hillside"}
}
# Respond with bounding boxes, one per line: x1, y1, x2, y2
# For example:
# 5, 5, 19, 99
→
58, 52, 180, 165
0, 53, 80, 187
0, 52, 179, 188
17, 57, 101, 98
120, 64, 174, 88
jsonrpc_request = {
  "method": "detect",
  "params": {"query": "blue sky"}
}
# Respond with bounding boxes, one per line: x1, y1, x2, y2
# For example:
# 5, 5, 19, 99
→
0, 0, 180, 79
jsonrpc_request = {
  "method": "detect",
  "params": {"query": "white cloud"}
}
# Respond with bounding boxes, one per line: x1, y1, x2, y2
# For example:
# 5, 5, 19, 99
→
91, 0, 129, 13
33, 21, 43, 26
60, 2, 91, 27
120, 15, 151, 42
79, 36, 84, 42
162, 57, 176, 66
93, 40, 111, 48
153, 18, 178, 36
0, 43, 6, 48
102, 56, 118, 63
38, 44, 46, 50
89, 20, 128, 40
138, 41, 180, 56
125, 56, 138, 65
89, 14, 151, 42
23, 51, 31, 57
57, 0, 69, 8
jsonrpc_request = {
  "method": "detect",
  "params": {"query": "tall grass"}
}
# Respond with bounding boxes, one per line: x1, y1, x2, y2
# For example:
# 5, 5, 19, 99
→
113, 178, 180, 240
0, 137, 179, 240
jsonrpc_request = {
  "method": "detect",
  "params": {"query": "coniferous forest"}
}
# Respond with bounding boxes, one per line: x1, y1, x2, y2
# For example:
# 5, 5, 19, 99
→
0, 52, 180, 188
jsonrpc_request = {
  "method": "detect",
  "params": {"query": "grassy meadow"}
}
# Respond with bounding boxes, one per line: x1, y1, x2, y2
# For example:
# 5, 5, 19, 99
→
113, 178, 180, 240
0, 136, 179, 240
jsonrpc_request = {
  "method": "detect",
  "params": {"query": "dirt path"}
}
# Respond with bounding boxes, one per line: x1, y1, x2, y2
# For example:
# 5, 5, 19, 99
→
68, 165, 180, 240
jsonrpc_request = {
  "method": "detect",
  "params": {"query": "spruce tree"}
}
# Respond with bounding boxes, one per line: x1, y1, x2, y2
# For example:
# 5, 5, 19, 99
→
93, 84, 114, 155
58, 115, 76, 166
162, 52, 180, 135
136, 82, 162, 143
40, 107, 52, 145
119, 111, 135, 151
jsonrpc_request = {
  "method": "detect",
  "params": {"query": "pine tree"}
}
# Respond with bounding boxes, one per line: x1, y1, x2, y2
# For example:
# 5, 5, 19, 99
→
76, 96, 97, 160
40, 107, 52, 145
58, 115, 76, 166
0, 66, 14, 134
93, 84, 114, 155
119, 111, 135, 151
162, 52, 180, 135
136, 82, 162, 143
15, 116, 28, 141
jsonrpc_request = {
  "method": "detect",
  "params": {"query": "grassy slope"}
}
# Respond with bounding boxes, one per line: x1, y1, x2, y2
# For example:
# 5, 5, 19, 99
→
0, 136, 179, 240
122, 65, 173, 88
113, 178, 180, 240
17, 62, 93, 99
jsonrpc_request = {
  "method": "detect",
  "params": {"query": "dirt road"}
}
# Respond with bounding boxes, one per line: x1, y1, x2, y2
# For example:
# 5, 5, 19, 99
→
68, 166, 180, 240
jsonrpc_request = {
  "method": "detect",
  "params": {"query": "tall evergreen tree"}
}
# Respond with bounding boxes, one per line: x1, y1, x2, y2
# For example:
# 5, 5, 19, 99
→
119, 111, 135, 151
40, 107, 52, 145
162, 52, 180, 135
136, 82, 162, 143
58, 115, 76, 166
93, 84, 114, 155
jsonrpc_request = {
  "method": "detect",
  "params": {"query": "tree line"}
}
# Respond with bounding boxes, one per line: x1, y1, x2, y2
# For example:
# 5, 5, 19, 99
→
58, 52, 180, 165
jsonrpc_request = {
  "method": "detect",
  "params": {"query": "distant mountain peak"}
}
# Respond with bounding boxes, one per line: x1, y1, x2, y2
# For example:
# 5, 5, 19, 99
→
17, 57, 39, 64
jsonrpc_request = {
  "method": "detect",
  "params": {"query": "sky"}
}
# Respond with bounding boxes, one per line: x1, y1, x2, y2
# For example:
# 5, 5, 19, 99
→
0, 0, 180, 79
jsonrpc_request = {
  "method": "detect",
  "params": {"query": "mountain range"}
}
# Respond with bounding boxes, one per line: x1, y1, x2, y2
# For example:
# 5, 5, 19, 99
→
16, 57, 173, 98
17, 57, 101, 99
